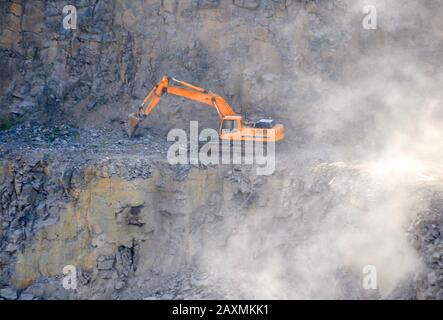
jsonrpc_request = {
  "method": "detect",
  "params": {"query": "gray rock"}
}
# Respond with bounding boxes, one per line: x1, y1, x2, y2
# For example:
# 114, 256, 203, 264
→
233, 0, 260, 10
21, 183, 37, 204
97, 256, 115, 270
62, 169, 74, 190
0, 288, 18, 300
99, 271, 115, 280
18, 293, 35, 300
115, 280, 125, 290
197, 0, 221, 9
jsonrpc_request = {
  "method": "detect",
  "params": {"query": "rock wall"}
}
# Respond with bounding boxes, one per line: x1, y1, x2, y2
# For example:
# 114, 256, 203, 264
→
1, 153, 442, 299
0, 153, 265, 298
1, 0, 442, 147
0, 0, 369, 134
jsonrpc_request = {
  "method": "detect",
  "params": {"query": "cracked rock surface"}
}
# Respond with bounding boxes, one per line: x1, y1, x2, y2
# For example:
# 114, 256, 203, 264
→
1, 0, 443, 300
0, 127, 442, 299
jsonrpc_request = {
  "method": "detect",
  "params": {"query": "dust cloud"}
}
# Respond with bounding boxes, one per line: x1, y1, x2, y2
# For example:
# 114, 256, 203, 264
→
198, 0, 443, 299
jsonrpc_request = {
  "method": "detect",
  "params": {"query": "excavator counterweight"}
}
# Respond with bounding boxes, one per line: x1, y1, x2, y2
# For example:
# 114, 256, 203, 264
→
126, 76, 284, 142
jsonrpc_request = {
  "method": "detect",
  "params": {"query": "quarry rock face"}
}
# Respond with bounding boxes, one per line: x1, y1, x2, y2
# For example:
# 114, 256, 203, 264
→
0, 0, 442, 300
0, 147, 442, 299
0, 153, 262, 299
1, 0, 442, 141
0, 0, 357, 134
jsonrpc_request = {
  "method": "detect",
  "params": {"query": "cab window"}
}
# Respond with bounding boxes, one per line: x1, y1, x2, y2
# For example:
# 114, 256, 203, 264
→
221, 120, 238, 132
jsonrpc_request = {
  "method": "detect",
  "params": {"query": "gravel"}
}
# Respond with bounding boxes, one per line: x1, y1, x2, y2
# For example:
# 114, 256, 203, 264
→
0, 122, 170, 170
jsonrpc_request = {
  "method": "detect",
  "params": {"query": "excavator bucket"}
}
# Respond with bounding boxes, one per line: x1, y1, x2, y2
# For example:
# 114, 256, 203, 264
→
127, 113, 141, 138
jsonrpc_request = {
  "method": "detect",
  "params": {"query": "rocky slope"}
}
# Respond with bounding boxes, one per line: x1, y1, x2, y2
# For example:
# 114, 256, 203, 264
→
1, 0, 442, 148
0, 124, 442, 299
0, 0, 442, 300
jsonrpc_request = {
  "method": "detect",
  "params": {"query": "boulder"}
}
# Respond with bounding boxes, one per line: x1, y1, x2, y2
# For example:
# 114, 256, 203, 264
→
0, 288, 18, 300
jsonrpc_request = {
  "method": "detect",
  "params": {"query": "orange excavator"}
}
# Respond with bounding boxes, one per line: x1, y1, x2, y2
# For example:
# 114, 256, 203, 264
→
127, 76, 284, 142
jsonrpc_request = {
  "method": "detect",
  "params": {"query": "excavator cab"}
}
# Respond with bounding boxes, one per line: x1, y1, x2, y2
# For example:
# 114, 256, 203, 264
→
221, 117, 240, 132
220, 116, 242, 140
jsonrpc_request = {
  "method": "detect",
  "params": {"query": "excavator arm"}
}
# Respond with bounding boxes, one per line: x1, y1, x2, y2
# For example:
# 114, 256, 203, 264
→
127, 76, 236, 137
